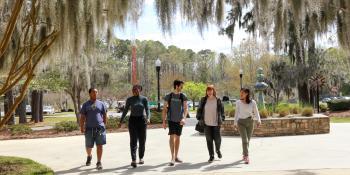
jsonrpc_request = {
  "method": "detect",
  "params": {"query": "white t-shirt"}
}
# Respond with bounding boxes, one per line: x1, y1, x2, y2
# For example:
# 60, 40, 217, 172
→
234, 100, 261, 125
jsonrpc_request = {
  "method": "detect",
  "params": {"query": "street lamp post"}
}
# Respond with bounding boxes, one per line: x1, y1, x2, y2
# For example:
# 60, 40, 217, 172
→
156, 59, 161, 112
239, 69, 243, 89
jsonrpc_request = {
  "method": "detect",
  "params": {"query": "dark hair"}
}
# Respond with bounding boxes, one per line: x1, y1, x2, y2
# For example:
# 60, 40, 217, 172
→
241, 88, 251, 104
88, 88, 97, 94
173, 80, 184, 89
132, 84, 142, 91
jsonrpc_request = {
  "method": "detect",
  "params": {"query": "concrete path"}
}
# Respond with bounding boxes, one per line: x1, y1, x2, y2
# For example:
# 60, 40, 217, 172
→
1, 121, 350, 175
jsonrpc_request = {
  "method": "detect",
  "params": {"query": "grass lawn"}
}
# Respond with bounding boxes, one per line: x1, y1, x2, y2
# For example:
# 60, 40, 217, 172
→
14, 116, 77, 127
0, 156, 53, 175
330, 117, 350, 123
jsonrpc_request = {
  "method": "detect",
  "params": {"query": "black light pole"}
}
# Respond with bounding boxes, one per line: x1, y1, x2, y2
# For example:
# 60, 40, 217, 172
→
239, 69, 243, 89
156, 59, 161, 112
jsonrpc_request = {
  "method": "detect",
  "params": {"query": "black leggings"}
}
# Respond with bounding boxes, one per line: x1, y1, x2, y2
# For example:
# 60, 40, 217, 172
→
128, 117, 147, 161
204, 125, 221, 157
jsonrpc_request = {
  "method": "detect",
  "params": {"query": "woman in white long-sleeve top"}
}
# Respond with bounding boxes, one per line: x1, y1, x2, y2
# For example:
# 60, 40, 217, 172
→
234, 88, 261, 164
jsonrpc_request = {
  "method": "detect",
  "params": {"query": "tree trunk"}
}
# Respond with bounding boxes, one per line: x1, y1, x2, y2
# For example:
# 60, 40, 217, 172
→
298, 82, 310, 106
4, 89, 15, 125
31, 90, 40, 123
18, 94, 27, 124
39, 91, 43, 122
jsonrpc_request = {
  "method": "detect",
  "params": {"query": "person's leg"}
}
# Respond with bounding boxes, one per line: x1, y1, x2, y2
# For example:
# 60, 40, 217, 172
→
129, 119, 138, 162
169, 134, 175, 160
174, 123, 183, 162
213, 126, 222, 158
86, 148, 92, 156
238, 119, 249, 157
174, 135, 180, 159
96, 145, 103, 162
246, 120, 255, 143
204, 126, 214, 158
85, 129, 94, 166
138, 120, 147, 161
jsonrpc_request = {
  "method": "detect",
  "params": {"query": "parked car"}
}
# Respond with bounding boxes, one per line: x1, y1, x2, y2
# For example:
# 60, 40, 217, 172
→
43, 105, 55, 114
321, 97, 332, 103
187, 101, 194, 109
26, 105, 31, 115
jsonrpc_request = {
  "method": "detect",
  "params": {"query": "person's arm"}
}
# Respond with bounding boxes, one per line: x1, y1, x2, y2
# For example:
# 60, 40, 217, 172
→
103, 104, 107, 125
253, 101, 261, 124
220, 100, 225, 121
80, 114, 86, 133
162, 101, 168, 129
234, 101, 239, 126
182, 100, 188, 120
144, 98, 150, 122
196, 98, 204, 120
120, 98, 130, 124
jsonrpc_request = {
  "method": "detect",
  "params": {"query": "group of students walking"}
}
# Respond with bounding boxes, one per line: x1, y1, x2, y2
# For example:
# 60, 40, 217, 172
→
79, 80, 261, 170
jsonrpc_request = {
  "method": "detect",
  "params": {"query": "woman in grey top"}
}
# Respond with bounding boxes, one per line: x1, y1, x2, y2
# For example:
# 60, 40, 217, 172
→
234, 88, 261, 164
196, 85, 225, 163
119, 85, 150, 168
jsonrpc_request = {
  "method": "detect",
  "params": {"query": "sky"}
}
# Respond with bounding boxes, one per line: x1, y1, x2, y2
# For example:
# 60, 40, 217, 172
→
114, 0, 337, 54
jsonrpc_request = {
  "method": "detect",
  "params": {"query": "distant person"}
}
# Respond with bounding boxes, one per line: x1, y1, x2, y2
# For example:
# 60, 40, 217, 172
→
196, 85, 225, 163
234, 88, 261, 164
119, 85, 150, 168
162, 80, 188, 166
80, 88, 107, 170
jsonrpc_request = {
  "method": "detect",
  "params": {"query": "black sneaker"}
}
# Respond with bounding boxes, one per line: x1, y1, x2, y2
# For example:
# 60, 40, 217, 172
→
139, 159, 144, 165
217, 151, 222, 159
86, 156, 92, 166
208, 156, 214, 163
175, 158, 183, 163
96, 162, 103, 170
131, 162, 137, 168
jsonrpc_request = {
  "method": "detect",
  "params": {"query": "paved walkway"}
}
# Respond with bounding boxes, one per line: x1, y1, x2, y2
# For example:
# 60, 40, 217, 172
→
1, 121, 350, 175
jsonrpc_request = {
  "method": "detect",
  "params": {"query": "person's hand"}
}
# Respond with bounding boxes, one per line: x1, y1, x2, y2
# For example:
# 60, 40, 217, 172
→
256, 122, 261, 128
180, 118, 186, 125
162, 120, 167, 129
234, 124, 238, 130
147, 119, 151, 124
80, 127, 85, 133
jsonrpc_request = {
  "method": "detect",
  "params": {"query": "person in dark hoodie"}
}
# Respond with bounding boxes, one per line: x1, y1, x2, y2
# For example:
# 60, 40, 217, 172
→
119, 85, 150, 168
196, 85, 225, 163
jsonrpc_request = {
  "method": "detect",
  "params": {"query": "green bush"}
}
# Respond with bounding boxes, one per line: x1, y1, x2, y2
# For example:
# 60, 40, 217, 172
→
278, 107, 290, 117
9, 124, 32, 135
54, 121, 79, 132
106, 117, 120, 129
276, 103, 289, 112
259, 108, 269, 118
327, 99, 350, 111
0, 156, 54, 175
224, 102, 234, 117
319, 103, 328, 112
289, 105, 301, 114
150, 111, 163, 124
229, 108, 236, 118
301, 107, 314, 117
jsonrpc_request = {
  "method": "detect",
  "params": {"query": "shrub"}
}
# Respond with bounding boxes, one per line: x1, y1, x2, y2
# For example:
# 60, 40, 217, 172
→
289, 105, 301, 114
301, 107, 314, 117
327, 99, 350, 111
9, 124, 32, 135
259, 108, 269, 118
106, 117, 120, 129
54, 121, 79, 132
319, 103, 328, 112
150, 111, 163, 124
229, 108, 236, 118
278, 107, 289, 117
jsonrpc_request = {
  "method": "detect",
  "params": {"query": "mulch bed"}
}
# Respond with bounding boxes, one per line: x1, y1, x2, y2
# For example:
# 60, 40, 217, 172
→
325, 110, 350, 118
0, 124, 163, 140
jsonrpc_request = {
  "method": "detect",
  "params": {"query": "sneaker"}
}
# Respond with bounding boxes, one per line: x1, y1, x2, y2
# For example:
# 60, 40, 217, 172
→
85, 156, 92, 166
208, 156, 214, 163
131, 161, 137, 168
242, 156, 246, 161
217, 151, 222, 159
175, 158, 183, 163
96, 162, 103, 170
244, 156, 249, 164
168, 160, 175, 166
139, 159, 144, 165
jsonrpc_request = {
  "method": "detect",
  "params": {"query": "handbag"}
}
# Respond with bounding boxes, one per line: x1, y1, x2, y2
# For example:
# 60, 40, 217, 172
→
195, 120, 204, 133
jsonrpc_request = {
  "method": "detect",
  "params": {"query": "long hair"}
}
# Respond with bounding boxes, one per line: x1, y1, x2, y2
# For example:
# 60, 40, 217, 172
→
205, 85, 217, 97
241, 88, 251, 104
